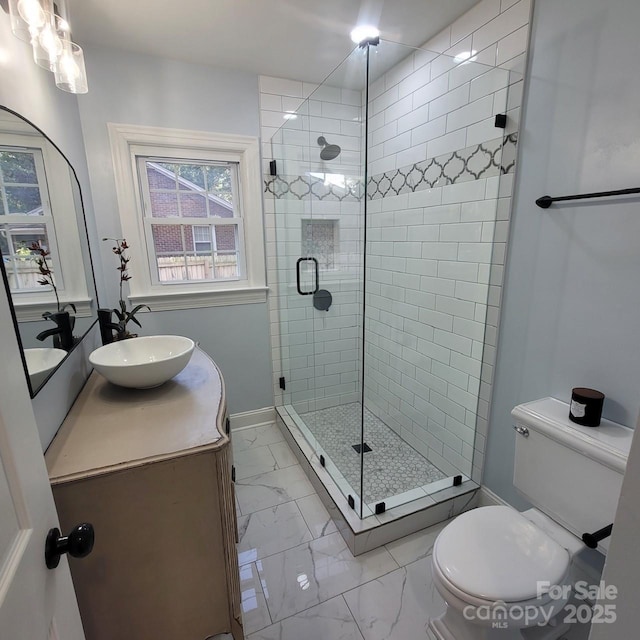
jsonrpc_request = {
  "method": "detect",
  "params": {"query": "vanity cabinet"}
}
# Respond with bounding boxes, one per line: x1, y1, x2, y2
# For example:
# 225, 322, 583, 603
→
45, 347, 243, 640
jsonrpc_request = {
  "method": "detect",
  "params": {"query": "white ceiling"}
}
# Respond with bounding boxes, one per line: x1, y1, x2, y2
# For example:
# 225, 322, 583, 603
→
67, 0, 479, 84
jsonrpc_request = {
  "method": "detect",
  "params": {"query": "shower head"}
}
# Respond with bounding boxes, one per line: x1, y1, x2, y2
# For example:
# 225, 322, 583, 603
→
317, 136, 341, 161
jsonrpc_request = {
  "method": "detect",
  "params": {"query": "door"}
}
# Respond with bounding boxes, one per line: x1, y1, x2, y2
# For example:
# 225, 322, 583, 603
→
269, 48, 369, 515
0, 284, 84, 639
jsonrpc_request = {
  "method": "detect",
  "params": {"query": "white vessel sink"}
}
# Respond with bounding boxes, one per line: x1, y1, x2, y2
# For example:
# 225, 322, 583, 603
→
25, 348, 68, 389
89, 335, 195, 389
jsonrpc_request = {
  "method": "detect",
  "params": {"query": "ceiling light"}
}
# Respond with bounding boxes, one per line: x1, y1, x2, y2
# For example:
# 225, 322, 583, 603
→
283, 111, 297, 120
350, 25, 380, 45
454, 50, 478, 64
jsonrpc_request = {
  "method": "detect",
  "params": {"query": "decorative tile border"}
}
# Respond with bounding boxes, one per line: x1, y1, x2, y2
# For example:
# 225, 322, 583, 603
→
500, 133, 518, 175
264, 134, 518, 201
264, 173, 363, 202
368, 136, 505, 200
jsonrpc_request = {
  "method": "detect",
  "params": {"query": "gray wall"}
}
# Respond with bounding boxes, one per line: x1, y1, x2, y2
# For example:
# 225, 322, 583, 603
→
77, 46, 274, 413
485, 0, 640, 506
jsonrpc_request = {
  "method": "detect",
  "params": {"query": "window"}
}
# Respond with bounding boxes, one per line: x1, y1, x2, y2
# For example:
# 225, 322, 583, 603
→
109, 124, 266, 310
0, 114, 92, 320
139, 159, 243, 283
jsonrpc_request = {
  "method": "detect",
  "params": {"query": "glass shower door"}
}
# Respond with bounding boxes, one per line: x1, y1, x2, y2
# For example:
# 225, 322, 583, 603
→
271, 47, 369, 516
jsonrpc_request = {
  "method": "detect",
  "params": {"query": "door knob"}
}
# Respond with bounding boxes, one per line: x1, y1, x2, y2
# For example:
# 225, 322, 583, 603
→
45, 523, 95, 569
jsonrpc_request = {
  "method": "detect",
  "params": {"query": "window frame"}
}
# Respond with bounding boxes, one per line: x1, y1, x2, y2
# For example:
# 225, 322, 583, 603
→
108, 123, 267, 310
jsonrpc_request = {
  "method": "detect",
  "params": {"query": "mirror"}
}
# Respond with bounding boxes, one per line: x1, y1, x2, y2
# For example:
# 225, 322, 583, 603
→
0, 106, 99, 396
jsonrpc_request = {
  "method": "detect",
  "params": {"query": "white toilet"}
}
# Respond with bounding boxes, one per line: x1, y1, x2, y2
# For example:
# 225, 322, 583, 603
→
428, 397, 633, 640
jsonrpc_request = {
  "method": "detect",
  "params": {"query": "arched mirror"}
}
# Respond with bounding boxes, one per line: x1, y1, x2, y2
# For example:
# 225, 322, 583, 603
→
0, 106, 99, 396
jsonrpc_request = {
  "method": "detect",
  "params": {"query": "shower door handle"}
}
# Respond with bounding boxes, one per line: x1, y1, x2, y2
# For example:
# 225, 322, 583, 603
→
296, 257, 319, 295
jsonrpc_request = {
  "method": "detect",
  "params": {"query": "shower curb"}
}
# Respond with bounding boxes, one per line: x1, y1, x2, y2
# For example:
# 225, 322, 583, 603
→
275, 408, 479, 555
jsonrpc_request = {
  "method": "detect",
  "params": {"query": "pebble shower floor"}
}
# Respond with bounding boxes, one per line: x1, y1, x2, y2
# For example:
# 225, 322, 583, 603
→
300, 403, 446, 504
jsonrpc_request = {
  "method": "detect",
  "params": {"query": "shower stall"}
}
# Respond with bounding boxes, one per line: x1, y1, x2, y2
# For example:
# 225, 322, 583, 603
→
268, 38, 518, 523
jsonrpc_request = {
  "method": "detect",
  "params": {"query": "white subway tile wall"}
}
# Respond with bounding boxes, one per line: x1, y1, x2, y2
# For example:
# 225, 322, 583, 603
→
261, 0, 530, 489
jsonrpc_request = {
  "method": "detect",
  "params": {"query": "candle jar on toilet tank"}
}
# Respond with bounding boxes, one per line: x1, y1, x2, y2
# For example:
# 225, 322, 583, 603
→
569, 387, 605, 427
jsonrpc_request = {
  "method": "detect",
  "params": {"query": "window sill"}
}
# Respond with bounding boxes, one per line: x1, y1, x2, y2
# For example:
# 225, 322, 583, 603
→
128, 286, 268, 311
14, 298, 94, 322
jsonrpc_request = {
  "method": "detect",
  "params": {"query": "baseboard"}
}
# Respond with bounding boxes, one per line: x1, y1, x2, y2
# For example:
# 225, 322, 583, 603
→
478, 485, 510, 507
229, 406, 276, 430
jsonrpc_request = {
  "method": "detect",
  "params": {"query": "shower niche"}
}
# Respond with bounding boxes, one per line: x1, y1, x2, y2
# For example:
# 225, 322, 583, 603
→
268, 39, 519, 550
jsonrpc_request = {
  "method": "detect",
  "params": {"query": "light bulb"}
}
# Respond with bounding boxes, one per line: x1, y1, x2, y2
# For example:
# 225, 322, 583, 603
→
54, 40, 88, 93
57, 17, 71, 33
39, 23, 62, 58
17, 0, 45, 28
33, 12, 67, 70
58, 50, 80, 80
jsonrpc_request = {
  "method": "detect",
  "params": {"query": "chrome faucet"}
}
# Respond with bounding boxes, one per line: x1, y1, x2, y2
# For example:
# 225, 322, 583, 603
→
37, 311, 75, 351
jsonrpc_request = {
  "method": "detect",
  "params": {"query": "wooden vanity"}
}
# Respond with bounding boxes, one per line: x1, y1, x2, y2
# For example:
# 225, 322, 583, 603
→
45, 347, 243, 640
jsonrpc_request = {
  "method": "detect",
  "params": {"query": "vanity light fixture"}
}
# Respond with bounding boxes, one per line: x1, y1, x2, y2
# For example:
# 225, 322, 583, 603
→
8, 0, 88, 93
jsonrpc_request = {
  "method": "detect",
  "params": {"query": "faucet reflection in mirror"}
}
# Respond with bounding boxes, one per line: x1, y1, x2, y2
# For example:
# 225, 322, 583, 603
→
101, 238, 149, 342
8, 0, 88, 94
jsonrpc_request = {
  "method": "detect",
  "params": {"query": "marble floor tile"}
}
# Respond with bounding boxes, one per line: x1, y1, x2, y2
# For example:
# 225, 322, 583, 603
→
234, 424, 284, 452
296, 494, 339, 539
238, 502, 313, 566
234, 445, 279, 480
343, 557, 445, 640
268, 441, 299, 469
235, 465, 316, 514
239, 562, 272, 635
384, 520, 449, 566
256, 531, 399, 622
247, 596, 364, 640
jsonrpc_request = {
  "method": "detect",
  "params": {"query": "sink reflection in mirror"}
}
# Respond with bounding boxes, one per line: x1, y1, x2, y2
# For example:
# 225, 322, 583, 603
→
24, 347, 68, 389
0, 106, 99, 397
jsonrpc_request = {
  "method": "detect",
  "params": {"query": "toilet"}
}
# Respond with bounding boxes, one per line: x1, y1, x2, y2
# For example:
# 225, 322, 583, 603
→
428, 397, 633, 640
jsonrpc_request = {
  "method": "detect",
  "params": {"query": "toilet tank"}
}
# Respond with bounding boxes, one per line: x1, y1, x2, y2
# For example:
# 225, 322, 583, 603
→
512, 397, 634, 553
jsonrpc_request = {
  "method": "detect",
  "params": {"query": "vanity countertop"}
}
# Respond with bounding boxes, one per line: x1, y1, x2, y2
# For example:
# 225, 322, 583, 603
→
46, 346, 227, 484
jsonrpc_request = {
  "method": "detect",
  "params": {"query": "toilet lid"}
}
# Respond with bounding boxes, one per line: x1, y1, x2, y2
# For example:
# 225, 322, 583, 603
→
433, 506, 570, 602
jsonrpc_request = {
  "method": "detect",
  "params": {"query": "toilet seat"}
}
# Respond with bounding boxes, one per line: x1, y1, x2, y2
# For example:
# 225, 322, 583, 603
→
432, 506, 571, 603
432, 555, 565, 610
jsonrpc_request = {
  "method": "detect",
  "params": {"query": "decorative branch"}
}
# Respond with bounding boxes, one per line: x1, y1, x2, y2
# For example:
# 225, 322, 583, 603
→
30, 240, 75, 314
102, 237, 149, 339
